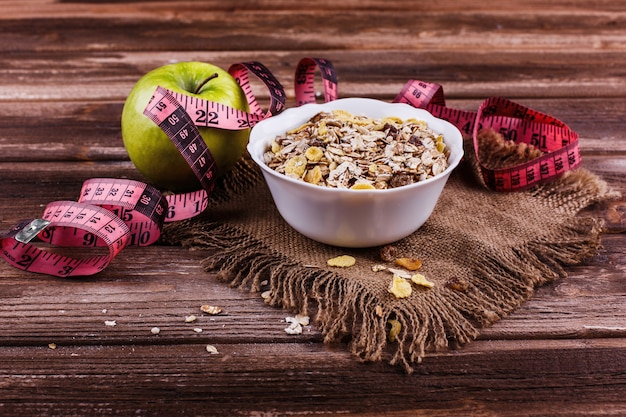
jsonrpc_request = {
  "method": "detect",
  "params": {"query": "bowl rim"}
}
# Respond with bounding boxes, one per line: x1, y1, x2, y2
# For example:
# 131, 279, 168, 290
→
247, 97, 464, 195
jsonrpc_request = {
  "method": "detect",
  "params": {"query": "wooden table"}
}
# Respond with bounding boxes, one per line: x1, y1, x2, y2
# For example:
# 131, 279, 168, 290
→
1, 1, 625, 415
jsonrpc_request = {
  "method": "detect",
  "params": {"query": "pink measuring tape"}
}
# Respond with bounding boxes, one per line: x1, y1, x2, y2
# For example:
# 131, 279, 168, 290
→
394, 80, 581, 191
1, 58, 582, 277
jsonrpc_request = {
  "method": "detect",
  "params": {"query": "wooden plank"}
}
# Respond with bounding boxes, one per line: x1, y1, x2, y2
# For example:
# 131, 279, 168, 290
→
0, 339, 624, 416
3, 0, 626, 16
3, 50, 626, 101
1, 6, 625, 54
4, 0, 626, 11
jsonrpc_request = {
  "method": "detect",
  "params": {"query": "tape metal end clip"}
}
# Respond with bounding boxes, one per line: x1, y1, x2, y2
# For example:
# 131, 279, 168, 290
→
15, 218, 51, 243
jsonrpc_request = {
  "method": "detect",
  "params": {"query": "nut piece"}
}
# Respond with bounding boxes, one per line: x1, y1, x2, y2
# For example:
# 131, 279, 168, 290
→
394, 257, 423, 271
411, 273, 435, 288
388, 275, 413, 298
379, 244, 398, 262
445, 276, 469, 292
327, 255, 356, 267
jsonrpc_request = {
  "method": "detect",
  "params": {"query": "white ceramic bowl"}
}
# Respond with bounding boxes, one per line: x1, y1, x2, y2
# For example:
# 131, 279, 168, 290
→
247, 98, 464, 248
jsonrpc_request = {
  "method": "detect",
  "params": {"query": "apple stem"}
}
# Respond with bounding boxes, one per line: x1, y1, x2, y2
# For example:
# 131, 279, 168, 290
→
194, 73, 219, 94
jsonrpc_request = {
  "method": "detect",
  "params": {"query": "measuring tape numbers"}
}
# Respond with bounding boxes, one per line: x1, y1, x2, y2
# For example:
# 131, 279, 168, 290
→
78, 178, 168, 246
1, 57, 338, 278
1, 201, 130, 277
394, 80, 581, 191
142, 58, 335, 220
294, 57, 338, 105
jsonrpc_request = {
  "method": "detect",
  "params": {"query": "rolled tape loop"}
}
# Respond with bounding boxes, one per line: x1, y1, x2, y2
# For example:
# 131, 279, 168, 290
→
1, 201, 130, 277
394, 79, 582, 191
473, 97, 581, 191
228, 61, 287, 119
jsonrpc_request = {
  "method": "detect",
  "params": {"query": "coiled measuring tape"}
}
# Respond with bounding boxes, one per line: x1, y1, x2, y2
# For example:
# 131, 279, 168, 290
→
394, 80, 581, 191
1, 57, 337, 277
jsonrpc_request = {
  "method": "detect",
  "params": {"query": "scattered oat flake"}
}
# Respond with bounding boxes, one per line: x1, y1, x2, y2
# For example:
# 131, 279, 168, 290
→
185, 315, 197, 323
200, 305, 222, 315
101, 309, 107, 314
284, 315, 309, 334
206, 344, 219, 354
295, 314, 310, 326
48, 343, 57, 350
387, 267, 412, 279
151, 327, 160, 335
375, 305, 384, 317
104, 320, 116, 327
261, 290, 272, 300
411, 273, 435, 288
388, 275, 413, 298
327, 255, 356, 267
394, 257, 423, 271
193, 328, 203, 333
284, 321, 303, 335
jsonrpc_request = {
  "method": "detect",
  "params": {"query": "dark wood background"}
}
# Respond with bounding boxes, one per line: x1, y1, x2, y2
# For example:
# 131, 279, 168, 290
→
1, 1, 625, 416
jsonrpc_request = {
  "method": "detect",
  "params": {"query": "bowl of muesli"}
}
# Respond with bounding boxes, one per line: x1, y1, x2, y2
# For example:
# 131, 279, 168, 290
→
247, 97, 464, 248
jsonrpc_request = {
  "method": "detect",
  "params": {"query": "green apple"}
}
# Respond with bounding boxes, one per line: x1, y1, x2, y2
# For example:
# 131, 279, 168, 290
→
121, 62, 250, 192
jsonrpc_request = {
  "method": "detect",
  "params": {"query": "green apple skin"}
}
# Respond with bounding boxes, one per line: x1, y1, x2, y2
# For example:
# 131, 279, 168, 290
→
121, 62, 250, 192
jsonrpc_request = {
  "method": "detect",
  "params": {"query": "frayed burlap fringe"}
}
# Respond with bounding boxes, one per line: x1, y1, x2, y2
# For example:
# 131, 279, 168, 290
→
162, 139, 619, 373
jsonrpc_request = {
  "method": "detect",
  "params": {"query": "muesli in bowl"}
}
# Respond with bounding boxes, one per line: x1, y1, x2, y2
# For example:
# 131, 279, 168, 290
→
247, 98, 464, 248
263, 109, 451, 191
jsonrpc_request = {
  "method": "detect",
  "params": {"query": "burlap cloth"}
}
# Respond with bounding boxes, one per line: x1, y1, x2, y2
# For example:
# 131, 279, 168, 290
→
162, 133, 618, 372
